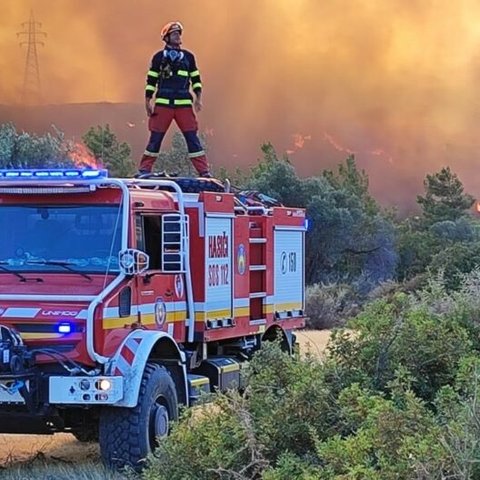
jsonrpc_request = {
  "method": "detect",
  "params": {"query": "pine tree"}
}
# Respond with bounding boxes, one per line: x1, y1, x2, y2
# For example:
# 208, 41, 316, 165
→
417, 167, 475, 224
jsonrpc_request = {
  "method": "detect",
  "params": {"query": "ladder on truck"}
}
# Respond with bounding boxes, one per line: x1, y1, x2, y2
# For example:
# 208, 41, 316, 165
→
248, 209, 272, 328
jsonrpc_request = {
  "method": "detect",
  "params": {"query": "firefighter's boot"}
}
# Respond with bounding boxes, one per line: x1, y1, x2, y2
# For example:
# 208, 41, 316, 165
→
136, 153, 158, 177
189, 152, 211, 178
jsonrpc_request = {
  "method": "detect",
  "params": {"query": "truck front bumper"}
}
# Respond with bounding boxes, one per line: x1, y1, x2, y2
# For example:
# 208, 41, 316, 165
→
0, 374, 123, 406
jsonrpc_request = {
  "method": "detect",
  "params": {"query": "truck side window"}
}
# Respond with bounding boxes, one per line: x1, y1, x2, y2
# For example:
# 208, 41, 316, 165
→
137, 215, 162, 270
135, 215, 145, 252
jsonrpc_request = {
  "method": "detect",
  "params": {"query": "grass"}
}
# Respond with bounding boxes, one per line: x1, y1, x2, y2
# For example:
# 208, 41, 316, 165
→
0, 459, 126, 480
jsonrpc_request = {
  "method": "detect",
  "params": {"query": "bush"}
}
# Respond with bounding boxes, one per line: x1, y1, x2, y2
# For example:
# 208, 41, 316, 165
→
327, 296, 472, 402
142, 342, 340, 479
143, 394, 266, 480
305, 283, 359, 329
141, 273, 480, 480
262, 452, 321, 480
316, 383, 440, 480
244, 342, 339, 459
428, 242, 480, 290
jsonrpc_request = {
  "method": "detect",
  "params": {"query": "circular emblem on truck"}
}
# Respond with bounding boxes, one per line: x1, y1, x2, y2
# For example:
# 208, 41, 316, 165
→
237, 244, 246, 275
155, 298, 167, 328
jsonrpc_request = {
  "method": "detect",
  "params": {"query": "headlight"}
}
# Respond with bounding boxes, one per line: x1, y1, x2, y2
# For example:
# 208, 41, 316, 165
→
97, 379, 112, 391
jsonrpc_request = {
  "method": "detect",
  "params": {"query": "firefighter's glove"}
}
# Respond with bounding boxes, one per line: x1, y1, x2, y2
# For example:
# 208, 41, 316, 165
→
145, 98, 154, 117
194, 98, 203, 113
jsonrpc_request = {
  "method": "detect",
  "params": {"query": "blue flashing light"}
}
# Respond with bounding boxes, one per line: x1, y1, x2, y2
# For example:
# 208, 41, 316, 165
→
81, 170, 104, 178
57, 322, 73, 334
0, 169, 108, 180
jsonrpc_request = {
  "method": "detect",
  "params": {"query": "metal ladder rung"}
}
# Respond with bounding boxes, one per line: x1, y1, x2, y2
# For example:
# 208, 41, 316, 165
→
249, 238, 267, 244
250, 292, 267, 299
250, 265, 267, 271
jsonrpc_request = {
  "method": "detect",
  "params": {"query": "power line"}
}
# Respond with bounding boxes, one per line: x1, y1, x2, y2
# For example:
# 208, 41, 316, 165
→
17, 10, 47, 104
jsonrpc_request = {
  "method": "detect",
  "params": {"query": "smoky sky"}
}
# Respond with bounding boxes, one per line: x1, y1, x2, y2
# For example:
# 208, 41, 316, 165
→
2, 0, 480, 208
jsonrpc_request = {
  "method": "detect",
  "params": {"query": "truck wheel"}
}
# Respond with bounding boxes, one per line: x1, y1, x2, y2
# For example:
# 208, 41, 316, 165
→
71, 424, 98, 442
99, 363, 178, 470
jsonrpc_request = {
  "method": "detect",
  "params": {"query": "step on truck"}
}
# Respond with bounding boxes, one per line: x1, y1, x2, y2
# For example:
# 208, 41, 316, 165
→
0, 168, 306, 469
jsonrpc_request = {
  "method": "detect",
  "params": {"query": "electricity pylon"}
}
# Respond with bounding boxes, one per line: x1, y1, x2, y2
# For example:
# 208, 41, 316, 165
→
17, 10, 47, 104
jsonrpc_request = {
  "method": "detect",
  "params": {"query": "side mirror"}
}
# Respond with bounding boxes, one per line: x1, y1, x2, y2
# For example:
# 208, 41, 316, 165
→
119, 249, 149, 275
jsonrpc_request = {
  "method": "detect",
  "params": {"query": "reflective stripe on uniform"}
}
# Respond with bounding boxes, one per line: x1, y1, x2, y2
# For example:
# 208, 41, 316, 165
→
188, 150, 206, 158
177, 70, 189, 77
155, 98, 193, 106
144, 150, 160, 157
147, 70, 159, 78
190, 70, 200, 77
174, 99, 192, 106
145, 85, 156, 92
192, 82, 202, 90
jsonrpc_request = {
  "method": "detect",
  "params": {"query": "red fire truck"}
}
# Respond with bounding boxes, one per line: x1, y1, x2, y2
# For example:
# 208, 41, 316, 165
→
0, 169, 306, 468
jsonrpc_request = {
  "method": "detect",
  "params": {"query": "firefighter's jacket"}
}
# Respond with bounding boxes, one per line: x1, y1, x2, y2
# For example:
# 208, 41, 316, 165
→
145, 47, 202, 107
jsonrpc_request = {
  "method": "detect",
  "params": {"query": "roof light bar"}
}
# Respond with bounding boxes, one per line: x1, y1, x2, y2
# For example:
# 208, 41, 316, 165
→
0, 169, 108, 180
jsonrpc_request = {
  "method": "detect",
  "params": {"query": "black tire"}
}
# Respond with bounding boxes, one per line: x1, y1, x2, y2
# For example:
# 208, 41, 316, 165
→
99, 363, 178, 471
71, 424, 99, 442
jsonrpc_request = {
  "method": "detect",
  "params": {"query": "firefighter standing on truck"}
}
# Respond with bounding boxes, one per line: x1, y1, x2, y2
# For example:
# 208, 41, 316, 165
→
137, 21, 211, 177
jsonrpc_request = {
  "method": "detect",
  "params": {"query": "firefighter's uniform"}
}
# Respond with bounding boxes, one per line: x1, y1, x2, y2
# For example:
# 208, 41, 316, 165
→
138, 23, 210, 176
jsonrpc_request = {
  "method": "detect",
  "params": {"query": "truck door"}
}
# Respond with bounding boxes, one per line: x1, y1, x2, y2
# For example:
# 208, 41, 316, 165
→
205, 216, 233, 325
273, 228, 305, 318
135, 213, 177, 337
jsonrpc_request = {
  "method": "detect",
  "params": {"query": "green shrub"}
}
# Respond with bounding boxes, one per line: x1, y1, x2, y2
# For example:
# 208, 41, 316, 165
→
143, 394, 265, 480
327, 296, 472, 402
428, 242, 480, 290
262, 452, 321, 480
141, 273, 480, 480
316, 383, 441, 480
244, 342, 339, 459
413, 269, 480, 351
305, 283, 359, 329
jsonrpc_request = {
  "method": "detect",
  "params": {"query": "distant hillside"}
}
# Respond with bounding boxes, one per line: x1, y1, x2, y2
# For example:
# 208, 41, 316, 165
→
0, 103, 147, 160
1, 103, 475, 214
0, 102, 266, 177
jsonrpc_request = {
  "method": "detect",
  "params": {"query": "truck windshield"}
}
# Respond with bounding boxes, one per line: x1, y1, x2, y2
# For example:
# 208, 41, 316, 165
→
0, 204, 122, 274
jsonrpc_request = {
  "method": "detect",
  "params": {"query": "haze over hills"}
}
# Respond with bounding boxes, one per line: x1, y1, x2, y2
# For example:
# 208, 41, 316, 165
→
1, 101, 479, 215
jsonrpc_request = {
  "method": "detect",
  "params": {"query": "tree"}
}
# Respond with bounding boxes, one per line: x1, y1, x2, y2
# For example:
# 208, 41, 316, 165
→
157, 131, 209, 177
323, 154, 378, 215
82, 124, 135, 177
243, 144, 397, 288
0, 122, 76, 168
417, 167, 475, 225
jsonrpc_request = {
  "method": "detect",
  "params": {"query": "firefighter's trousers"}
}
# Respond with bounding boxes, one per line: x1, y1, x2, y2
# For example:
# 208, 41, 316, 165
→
139, 105, 209, 175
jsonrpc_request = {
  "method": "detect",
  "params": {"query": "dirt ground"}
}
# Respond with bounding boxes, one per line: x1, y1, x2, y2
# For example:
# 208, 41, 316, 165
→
295, 329, 332, 358
0, 329, 332, 466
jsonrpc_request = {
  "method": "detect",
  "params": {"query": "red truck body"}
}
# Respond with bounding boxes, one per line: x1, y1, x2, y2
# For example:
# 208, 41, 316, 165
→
0, 170, 306, 468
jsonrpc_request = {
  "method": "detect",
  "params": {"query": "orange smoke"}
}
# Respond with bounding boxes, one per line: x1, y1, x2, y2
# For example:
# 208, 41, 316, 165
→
2, 0, 480, 208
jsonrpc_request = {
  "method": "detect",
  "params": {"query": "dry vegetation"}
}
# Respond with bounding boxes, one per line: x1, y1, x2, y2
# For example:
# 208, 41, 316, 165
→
0, 433, 99, 465
0, 330, 331, 478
